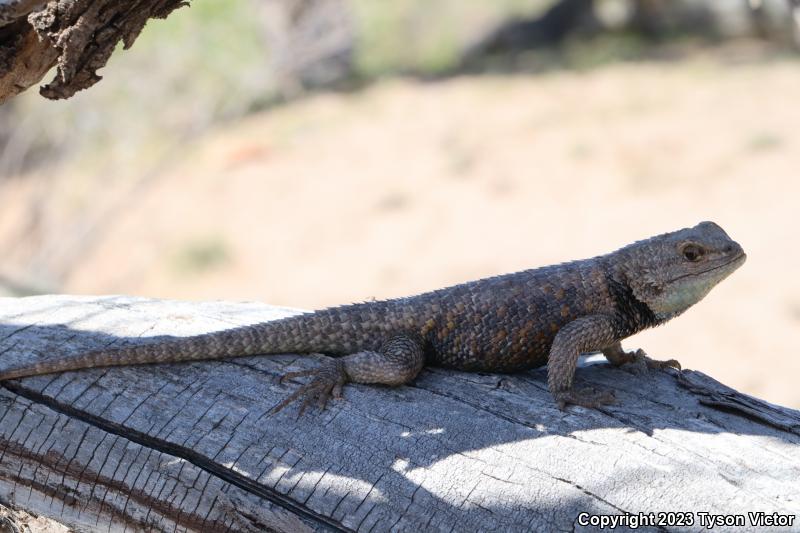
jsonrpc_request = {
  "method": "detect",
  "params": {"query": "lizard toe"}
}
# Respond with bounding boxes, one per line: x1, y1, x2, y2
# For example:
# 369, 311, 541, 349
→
655, 358, 682, 371
271, 358, 348, 415
621, 349, 681, 374
278, 368, 317, 384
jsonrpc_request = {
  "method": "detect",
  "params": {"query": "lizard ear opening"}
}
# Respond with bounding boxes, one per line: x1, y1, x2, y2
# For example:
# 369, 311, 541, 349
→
628, 271, 664, 308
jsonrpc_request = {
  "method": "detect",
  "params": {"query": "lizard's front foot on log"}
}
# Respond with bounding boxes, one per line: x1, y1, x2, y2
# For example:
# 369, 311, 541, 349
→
272, 357, 348, 416
619, 349, 681, 376
603, 343, 681, 376
554, 387, 616, 410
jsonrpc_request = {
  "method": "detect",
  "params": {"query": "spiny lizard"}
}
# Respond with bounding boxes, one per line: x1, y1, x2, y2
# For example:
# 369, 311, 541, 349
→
0, 221, 746, 412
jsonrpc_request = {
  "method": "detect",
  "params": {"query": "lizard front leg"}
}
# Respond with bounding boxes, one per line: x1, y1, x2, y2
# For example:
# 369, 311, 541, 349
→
272, 333, 425, 415
602, 342, 681, 375
548, 314, 620, 410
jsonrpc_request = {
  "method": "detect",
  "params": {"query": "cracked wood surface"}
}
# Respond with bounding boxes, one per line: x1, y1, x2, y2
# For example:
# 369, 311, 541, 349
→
0, 295, 798, 532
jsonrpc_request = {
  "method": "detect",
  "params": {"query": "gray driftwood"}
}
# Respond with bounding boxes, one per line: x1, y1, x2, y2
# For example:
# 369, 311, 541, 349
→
0, 295, 798, 532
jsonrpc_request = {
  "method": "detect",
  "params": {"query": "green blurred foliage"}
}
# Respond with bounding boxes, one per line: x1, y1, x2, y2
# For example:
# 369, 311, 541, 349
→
128, 0, 269, 119
747, 131, 782, 152
560, 32, 649, 69
171, 236, 231, 275
352, 0, 544, 76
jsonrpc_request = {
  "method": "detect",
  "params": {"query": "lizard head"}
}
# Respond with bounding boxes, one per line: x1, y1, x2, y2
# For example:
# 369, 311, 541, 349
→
619, 221, 746, 320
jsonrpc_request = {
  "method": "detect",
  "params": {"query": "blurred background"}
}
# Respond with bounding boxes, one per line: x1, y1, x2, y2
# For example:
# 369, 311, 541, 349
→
0, 0, 798, 406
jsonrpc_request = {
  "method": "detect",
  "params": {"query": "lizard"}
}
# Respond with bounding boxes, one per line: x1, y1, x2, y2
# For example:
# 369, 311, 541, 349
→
0, 221, 746, 413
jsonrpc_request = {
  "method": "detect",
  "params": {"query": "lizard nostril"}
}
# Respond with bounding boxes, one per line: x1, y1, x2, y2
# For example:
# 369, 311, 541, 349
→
723, 244, 733, 253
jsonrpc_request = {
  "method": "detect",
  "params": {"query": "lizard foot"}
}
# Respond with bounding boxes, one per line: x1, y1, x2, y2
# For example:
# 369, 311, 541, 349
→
271, 358, 348, 416
621, 349, 681, 376
554, 386, 616, 410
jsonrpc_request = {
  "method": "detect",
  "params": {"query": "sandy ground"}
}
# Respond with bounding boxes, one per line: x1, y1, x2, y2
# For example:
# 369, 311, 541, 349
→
8, 51, 800, 408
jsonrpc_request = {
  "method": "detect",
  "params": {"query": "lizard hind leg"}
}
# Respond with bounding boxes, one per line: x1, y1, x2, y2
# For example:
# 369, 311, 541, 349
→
271, 333, 426, 416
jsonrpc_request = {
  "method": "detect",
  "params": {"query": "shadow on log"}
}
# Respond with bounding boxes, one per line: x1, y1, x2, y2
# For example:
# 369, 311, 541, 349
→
0, 296, 798, 531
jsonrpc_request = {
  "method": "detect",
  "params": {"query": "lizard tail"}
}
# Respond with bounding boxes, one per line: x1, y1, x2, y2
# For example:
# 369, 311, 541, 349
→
0, 305, 389, 381
0, 317, 315, 381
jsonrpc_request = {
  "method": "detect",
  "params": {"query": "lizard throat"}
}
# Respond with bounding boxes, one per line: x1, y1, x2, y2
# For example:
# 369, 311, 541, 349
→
647, 253, 746, 321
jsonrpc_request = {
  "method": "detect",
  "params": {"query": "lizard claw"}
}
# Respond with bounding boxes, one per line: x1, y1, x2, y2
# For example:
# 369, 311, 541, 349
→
621, 349, 681, 375
278, 368, 317, 384
554, 386, 616, 410
271, 358, 348, 416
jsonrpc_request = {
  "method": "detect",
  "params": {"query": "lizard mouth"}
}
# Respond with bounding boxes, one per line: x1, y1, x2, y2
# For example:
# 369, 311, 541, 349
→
669, 252, 746, 283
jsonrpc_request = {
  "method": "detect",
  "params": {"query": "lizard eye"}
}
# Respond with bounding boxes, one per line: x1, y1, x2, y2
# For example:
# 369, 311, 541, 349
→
681, 243, 704, 262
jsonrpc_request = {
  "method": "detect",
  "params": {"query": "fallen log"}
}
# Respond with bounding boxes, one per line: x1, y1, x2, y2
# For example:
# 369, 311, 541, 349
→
0, 295, 798, 532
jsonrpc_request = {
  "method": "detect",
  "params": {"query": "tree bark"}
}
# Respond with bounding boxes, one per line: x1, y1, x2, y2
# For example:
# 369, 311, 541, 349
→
0, 296, 798, 532
0, 0, 188, 104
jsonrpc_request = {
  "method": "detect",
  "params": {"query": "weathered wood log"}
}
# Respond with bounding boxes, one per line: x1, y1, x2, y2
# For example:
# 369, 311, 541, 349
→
0, 295, 798, 532
0, 0, 188, 104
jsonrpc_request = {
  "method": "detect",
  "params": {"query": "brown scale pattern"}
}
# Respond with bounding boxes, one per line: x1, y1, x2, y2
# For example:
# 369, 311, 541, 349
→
0, 222, 746, 411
